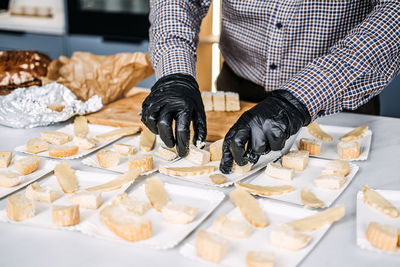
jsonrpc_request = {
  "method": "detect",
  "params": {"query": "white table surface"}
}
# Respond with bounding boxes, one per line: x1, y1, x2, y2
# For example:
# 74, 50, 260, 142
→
0, 112, 399, 267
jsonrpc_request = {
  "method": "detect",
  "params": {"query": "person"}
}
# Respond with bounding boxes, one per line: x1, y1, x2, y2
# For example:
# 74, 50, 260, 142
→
142, 1, 400, 173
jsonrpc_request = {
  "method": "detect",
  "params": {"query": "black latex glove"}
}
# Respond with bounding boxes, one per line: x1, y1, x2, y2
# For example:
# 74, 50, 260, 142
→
220, 90, 311, 174
141, 73, 207, 157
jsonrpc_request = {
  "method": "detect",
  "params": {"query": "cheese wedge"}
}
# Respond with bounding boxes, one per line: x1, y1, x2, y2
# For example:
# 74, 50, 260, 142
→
100, 204, 152, 242
314, 174, 346, 190
52, 205, 80, 226
73, 116, 89, 137
73, 136, 96, 150
300, 187, 324, 208
265, 162, 295, 181
128, 154, 153, 173
362, 185, 399, 218
287, 205, 345, 232
27, 138, 48, 154
25, 182, 60, 203
366, 222, 398, 251
112, 193, 150, 215
145, 177, 169, 212
282, 150, 309, 171
196, 229, 230, 263
40, 131, 71, 145
155, 146, 177, 161
323, 159, 350, 176
162, 202, 198, 224
246, 251, 275, 267
230, 188, 268, 227
49, 145, 79, 157
92, 126, 141, 142
337, 141, 360, 159
232, 162, 252, 174
210, 174, 227, 185
0, 171, 22, 188
0, 151, 12, 168
209, 139, 223, 161
96, 149, 120, 168
113, 143, 135, 156
85, 170, 139, 192
306, 122, 333, 142
140, 127, 156, 152
235, 182, 295, 196
54, 161, 79, 193
213, 213, 252, 238
340, 125, 368, 142
299, 138, 322, 156
15, 155, 40, 175
158, 165, 215, 177
186, 144, 210, 165
6, 193, 35, 221
68, 191, 102, 209
270, 223, 311, 250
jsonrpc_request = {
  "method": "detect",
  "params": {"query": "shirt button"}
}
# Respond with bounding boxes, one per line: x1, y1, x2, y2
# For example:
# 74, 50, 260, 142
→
269, 64, 278, 70
275, 22, 283, 29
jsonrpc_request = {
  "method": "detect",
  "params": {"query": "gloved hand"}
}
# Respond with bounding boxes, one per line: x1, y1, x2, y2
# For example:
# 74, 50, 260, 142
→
141, 73, 207, 157
220, 90, 311, 174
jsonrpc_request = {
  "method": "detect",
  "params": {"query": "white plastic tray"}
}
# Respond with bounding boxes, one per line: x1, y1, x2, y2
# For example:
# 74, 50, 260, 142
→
245, 158, 359, 208
159, 151, 281, 187
356, 189, 400, 254
0, 155, 56, 199
180, 198, 335, 267
79, 182, 225, 249
81, 135, 174, 175
15, 124, 134, 159
291, 124, 372, 161
0, 170, 134, 230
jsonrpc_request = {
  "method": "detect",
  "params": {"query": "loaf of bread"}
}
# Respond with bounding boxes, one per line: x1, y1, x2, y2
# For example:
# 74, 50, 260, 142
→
15, 155, 40, 175
196, 229, 229, 263
186, 145, 210, 165
0, 151, 12, 168
52, 205, 80, 227
112, 193, 150, 215
25, 182, 60, 203
161, 202, 198, 224
282, 150, 309, 171
40, 131, 71, 145
0, 171, 22, 187
27, 138, 48, 154
49, 145, 79, 157
54, 161, 79, 193
100, 205, 152, 242
6, 193, 35, 221
128, 154, 153, 173
96, 149, 120, 168
68, 190, 102, 209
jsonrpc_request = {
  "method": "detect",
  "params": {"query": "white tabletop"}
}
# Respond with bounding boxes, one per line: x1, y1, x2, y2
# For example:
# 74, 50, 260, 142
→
0, 112, 399, 267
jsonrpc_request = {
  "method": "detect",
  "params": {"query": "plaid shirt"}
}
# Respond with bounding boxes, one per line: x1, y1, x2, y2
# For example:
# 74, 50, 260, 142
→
149, 1, 400, 119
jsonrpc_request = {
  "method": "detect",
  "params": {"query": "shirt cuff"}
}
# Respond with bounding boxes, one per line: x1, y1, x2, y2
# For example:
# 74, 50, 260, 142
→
154, 47, 197, 80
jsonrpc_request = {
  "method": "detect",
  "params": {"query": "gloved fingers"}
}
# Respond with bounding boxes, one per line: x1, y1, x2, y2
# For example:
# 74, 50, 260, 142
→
265, 120, 288, 151
230, 127, 251, 166
175, 110, 191, 157
192, 109, 207, 146
157, 109, 175, 148
250, 127, 268, 155
141, 97, 160, 135
220, 135, 234, 174
244, 146, 262, 165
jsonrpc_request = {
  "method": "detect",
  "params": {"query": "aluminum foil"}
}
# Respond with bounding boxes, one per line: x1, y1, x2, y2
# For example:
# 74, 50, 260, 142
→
0, 82, 103, 128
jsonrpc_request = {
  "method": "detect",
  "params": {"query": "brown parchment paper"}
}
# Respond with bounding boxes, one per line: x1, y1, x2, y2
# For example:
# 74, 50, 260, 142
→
45, 52, 154, 104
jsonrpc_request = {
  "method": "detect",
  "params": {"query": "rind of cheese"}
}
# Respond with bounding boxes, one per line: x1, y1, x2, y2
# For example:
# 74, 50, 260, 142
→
299, 138, 322, 156
140, 127, 156, 152
300, 187, 324, 208
270, 223, 311, 250
54, 161, 79, 193
49, 145, 79, 158
235, 182, 295, 196
186, 144, 210, 165
230, 188, 268, 227
92, 126, 141, 142
161, 202, 198, 224
340, 125, 368, 142
213, 213, 252, 238
366, 221, 398, 251
158, 165, 215, 177
128, 154, 153, 173
73, 116, 89, 137
306, 122, 333, 142
362, 185, 399, 218
85, 170, 139, 192
287, 205, 345, 232
265, 162, 294, 181
145, 177, 169, 212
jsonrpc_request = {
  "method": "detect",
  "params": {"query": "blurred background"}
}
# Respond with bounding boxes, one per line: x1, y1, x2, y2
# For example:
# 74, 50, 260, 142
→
0, 0, 399, 118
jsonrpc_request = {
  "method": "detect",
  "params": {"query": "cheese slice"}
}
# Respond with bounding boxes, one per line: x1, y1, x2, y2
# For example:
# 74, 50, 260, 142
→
314, 174, 347, 190
161, 202, 198, 224
307, 122, 333, 142
270, 223, 311, 250
213, 213, 252, 238
362, 185, 399, 218
54, 161, 79, 193
112, 193, 150, 215
140, 127, 156, 152
186, 144, 210, 165
265, 162, 294, 181
85, 170, 139, 192
366, 221, 398, 251
25, 182, 59, 203
340, 125, 368, 142
230, 188, 268, 227
159, 165, 215, 177
145, 177, 169, 212
209, 139, 223, 161
235, 182, 295, 196
287, 205, 345, 232
300, 187, 324, 208
92, 126, 141, 142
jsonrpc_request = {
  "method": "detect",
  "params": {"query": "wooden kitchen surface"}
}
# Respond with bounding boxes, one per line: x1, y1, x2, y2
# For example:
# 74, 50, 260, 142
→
86, 89, 255, 141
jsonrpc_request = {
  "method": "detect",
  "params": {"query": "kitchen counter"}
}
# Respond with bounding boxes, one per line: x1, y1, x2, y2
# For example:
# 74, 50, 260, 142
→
0, 112, 399, 267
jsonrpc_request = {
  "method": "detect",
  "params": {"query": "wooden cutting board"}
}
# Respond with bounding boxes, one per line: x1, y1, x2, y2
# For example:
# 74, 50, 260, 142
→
86, 89, 255, 141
